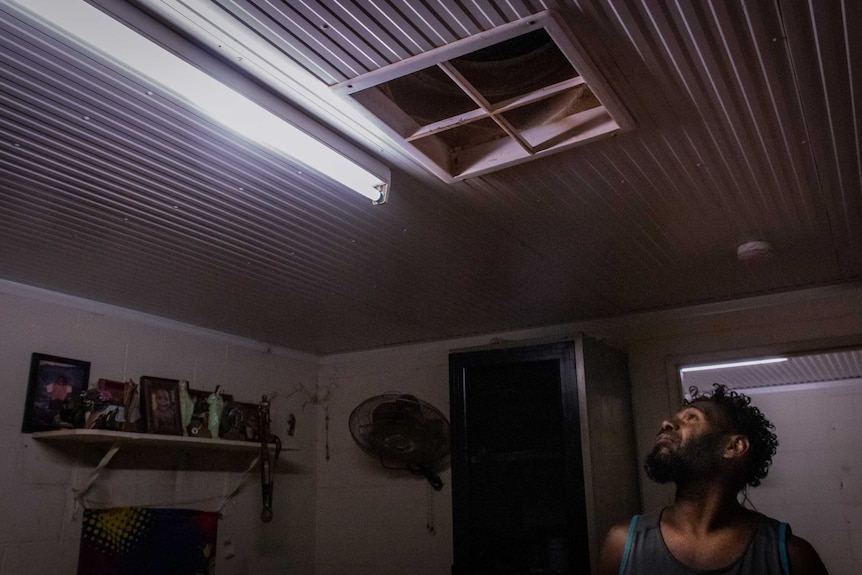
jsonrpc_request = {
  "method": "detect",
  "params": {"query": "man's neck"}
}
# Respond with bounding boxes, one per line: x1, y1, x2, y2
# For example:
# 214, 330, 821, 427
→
658, 484, 759, 571
665, 481, 750, 535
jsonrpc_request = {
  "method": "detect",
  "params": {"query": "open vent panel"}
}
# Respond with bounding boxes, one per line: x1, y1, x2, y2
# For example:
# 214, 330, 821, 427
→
334, 11, 633, 182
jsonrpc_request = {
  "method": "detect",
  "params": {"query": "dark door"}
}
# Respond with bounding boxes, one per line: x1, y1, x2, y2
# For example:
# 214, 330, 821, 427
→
450, 340, 589, 574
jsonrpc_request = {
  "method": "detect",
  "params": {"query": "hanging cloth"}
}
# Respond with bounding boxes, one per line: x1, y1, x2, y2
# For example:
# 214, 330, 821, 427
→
77, 507, 219, 575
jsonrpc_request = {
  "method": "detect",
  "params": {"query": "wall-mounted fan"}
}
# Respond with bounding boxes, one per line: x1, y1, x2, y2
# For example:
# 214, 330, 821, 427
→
349, 393, 451, 490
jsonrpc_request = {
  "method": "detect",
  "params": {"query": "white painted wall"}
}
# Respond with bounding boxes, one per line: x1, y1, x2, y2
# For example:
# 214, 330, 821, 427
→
5, 279, 862, 575
619, 287, 862, 575
316, 284, 862, 575
744, 383, 862, 575
0, 283, 319, 575
314, 346, 456, 575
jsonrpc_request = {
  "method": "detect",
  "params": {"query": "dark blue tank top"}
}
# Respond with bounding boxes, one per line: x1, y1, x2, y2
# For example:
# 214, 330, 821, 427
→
619, 511, 790, 575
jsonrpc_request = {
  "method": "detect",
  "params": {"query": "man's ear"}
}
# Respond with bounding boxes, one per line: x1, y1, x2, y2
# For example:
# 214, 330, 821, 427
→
723, 434, 750, 460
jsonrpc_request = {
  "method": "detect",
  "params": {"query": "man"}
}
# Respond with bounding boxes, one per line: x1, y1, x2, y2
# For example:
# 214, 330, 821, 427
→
598, 384, 828, 575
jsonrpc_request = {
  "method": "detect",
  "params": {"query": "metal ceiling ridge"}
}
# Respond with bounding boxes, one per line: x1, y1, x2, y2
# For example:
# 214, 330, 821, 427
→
3, 156, 512, 319
607, 2, 774, 229
1, 190, 334, 288
0, 64, 366, 223
0, 47, 401, 260
2, 175, 398, 300
1, 125, 386, 276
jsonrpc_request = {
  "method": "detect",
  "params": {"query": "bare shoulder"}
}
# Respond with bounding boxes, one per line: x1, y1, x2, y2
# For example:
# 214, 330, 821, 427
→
597, 521, 633, 575
786, 532, 829, 574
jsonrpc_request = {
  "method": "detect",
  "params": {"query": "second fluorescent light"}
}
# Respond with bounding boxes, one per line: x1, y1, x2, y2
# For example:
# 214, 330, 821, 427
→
681, 357, 788, 373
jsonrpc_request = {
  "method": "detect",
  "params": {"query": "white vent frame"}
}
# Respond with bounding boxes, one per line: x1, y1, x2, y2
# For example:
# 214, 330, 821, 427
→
332, 10, 634, 183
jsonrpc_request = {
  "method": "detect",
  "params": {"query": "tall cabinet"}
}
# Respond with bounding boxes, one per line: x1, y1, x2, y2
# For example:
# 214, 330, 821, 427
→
449, 334, 640, 574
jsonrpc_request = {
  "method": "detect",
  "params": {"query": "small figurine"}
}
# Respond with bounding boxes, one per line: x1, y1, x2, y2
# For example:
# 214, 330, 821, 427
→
207, 386, 225, 439
179, 380, 194, 436
123, 379, 141, 432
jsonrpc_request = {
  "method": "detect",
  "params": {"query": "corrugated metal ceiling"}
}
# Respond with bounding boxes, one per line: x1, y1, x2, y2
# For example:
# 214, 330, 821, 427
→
0, 0, 859, 354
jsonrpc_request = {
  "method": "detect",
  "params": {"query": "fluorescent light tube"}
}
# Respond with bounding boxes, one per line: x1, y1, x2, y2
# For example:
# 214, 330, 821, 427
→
680, 357, 788, 373
13, 0, 389, 203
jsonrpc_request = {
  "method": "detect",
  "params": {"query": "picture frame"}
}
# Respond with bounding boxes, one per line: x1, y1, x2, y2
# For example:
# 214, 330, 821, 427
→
22, 353, 91, 433
81, 378, 136, 430
97, 378, 127, 406
220, 400, 261, 442
140, 376, 183, 436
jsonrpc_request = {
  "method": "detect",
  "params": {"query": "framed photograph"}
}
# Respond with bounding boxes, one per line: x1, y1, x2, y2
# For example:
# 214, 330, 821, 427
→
140, 376, 183, 436
220, 400, 261, 442
80, 378, 135, 430
22, 353, 91, 432
185, 388, 233, 438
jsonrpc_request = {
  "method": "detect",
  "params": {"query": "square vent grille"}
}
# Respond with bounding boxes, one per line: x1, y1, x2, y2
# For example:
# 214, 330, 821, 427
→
333, 11, 633, 183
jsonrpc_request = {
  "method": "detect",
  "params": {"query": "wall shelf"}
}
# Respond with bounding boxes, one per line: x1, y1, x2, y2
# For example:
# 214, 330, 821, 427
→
32, 428, 295, 453
32, 429, 296, 511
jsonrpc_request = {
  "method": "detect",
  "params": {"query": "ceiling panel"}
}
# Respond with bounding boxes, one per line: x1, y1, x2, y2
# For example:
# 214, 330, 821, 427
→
0, 0, 859, 354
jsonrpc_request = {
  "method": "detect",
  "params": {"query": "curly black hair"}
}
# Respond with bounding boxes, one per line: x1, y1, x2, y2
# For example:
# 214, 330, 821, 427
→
687, 383, 778, 487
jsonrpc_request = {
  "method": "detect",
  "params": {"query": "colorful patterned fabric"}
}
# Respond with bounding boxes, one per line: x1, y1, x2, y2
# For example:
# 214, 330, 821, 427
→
77, 507, 218, 575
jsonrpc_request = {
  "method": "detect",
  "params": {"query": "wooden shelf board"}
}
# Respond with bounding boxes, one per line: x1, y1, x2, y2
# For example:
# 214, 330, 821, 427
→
32, 428, 297, 452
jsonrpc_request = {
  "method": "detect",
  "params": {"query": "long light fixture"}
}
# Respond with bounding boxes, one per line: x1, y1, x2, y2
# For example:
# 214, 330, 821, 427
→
12, 0, 390, 204
680, 357, 788, 373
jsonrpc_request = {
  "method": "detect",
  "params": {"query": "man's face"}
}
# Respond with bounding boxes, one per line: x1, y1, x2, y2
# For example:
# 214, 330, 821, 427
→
644, 401, 728, 484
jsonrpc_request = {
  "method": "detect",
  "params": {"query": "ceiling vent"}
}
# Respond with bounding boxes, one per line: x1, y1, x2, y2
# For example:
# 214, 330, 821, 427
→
333, 11, 633, 183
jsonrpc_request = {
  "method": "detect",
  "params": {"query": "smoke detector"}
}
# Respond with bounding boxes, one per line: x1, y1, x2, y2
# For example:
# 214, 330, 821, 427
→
333, 10, 633, 183
737, 240, 774, 261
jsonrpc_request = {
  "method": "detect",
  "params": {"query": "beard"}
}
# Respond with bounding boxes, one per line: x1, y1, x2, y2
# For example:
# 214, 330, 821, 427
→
644, 431, 725, 484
